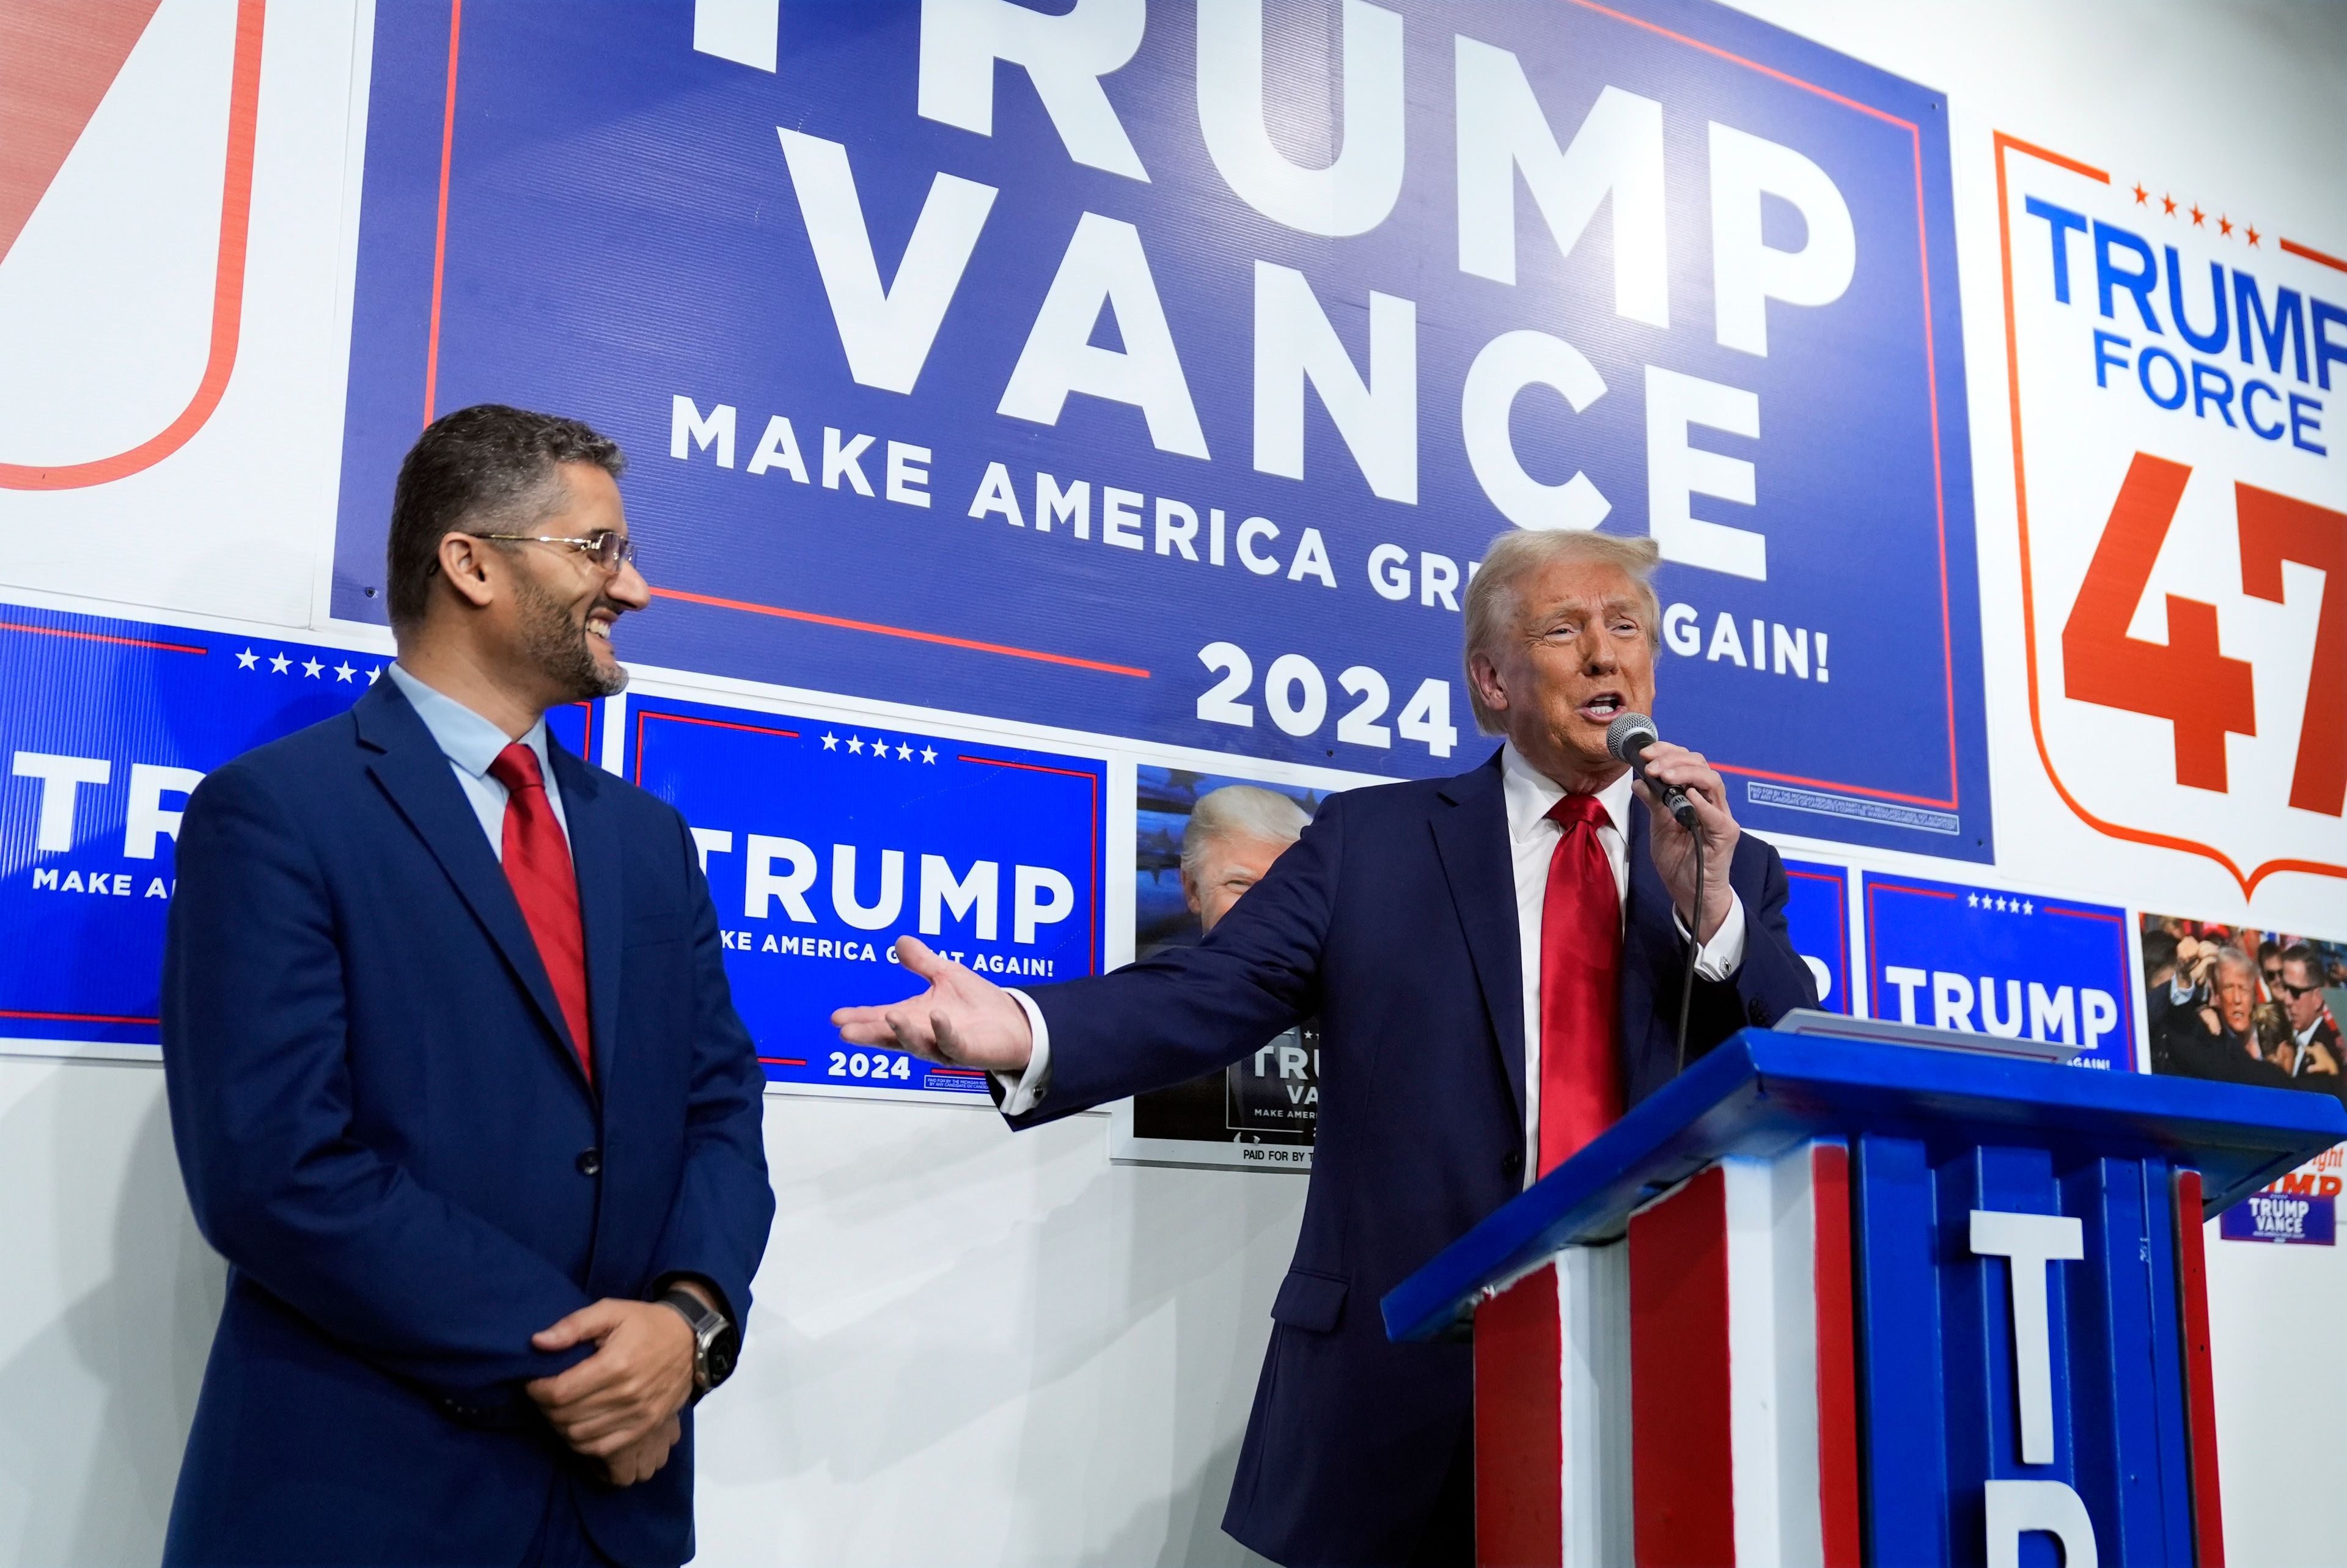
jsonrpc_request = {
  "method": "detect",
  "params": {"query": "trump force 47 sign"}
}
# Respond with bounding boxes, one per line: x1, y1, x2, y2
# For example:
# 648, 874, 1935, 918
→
1997, 134, 2346, 902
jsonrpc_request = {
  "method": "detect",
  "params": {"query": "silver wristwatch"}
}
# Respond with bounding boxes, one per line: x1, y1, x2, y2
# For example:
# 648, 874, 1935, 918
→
657, 1288, 738, 1394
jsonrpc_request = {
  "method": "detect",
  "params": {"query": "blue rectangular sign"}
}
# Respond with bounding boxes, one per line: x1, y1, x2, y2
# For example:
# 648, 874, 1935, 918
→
1861, 871, 2137, 1071
332, 0, 1986, 861
619, 694, 1107, 1098
2220, 1190, 2336, 1245
1780, 856, 1851, 1015
0, 606, 589, 1048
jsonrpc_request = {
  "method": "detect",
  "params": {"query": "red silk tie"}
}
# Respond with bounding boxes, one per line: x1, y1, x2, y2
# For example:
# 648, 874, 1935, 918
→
1537, 793, 1623, 1176
488, 743, 593, 1083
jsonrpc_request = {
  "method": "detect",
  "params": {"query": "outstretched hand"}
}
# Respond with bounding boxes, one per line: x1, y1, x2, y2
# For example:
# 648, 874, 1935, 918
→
1633, 740, 1739, 943
830, 935, 1035, 1072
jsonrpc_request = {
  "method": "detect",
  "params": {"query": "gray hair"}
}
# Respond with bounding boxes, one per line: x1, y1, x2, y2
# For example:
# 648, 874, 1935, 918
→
2213, 945, 2258, 986
1461, 530, 1662, 734
1180, 785, 1310, 880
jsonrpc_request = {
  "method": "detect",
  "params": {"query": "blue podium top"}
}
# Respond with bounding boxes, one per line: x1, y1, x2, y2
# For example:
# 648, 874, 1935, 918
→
1383, 1027, 2345, 1344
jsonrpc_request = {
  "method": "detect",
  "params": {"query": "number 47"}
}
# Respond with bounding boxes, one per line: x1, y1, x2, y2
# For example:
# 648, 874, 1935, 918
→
2063, 453, 2344, 813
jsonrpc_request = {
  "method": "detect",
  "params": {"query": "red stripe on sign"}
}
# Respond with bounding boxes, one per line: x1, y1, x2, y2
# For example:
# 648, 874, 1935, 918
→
1474, 1262, 1562, 1568
1810, 1144, 1864, 1567
2279, 236, 2347, 274
423, 0, 463, 425
649, 585, 1151, 678
1630, 1167, 1735, 1567
0, 1008, 160, 1025
2174, 1168, 2227, 1567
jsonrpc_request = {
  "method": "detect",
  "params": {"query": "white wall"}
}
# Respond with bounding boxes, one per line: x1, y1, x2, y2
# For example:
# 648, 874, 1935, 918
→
0, 2, 2341, 1564
0, 1054, 1299, 1567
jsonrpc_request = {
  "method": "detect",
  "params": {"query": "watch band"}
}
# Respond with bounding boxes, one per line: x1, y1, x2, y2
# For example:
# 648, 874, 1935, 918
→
658, 1288, 732, 1393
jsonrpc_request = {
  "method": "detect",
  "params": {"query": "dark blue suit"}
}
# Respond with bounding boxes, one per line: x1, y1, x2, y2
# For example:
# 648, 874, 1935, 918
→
1014, 750, 1815, 1566
160, 679, 773, 1566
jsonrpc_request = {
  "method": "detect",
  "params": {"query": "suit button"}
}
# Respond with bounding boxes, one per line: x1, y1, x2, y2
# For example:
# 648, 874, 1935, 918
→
1500, 1149, 1523, 1178
576, 1148, 602, 1177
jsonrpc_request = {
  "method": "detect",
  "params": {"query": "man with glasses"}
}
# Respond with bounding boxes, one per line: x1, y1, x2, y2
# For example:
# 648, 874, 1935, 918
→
160, 405, 773, 1566
2271, 943, 2343, 1083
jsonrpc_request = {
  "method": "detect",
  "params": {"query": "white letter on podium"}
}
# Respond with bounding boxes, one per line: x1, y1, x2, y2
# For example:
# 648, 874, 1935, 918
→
1969, 1209, 2084, 1465
1984, 1479, 2098, 1568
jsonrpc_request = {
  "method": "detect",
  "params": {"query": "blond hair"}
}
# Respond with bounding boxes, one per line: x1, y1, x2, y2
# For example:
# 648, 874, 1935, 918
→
1461, 530, 1662, 735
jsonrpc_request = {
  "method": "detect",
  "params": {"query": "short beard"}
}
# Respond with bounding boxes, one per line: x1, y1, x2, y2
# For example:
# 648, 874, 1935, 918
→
511, 559, 628, 700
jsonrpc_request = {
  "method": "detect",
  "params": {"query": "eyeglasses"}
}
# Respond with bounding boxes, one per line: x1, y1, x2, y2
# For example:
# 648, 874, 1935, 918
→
472, 531, 639, 574
2273, 979, 2321, 1000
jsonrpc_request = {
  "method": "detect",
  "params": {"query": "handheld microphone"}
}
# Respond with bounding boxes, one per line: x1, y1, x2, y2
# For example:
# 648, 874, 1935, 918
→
1609, 710, 1706, 1071
1604, 711, 1699, 830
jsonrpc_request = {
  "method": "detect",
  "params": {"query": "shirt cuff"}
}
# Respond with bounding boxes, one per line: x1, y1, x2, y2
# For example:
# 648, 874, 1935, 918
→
993, 989, 1052, 1116
1672, 891, 1747, 982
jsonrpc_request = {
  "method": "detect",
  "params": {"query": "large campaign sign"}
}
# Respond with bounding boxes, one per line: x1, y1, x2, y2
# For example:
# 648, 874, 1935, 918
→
619, 692, 1106, 1099
1996, 133, 2346, 901
331, 0, 1987, 860
0, 606, 590, 1050
1860, 870, 2137, 1071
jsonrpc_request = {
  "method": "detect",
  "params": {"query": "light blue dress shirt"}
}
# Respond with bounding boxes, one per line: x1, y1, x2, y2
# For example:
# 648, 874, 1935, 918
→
384, 664, 570, 857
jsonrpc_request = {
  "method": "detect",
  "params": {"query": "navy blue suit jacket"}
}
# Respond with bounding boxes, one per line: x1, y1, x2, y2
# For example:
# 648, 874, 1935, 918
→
159, 679, 773, 1567
1015, 749, 1815, 1566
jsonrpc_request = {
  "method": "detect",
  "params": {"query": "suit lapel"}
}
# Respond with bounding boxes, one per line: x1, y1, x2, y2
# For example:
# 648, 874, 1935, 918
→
550, 742, 622, 1094
353, 681, 592, 1096
1620, 805, 1696, 1093
1429, 750, 1527, 1125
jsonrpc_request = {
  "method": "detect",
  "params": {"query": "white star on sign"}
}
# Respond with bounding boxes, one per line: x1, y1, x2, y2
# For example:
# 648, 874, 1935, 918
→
1967, 893, 1979, 908
301, 658, 323, 678
236, 647, 258, 669
821, 732, 839, 751
2021, 901, 2033, 915
897, 742, 913, 760
869, 738, 891, 760
334, 661, 355, 683
920, 747, 937, 764
269, 653, 290, 673
366, 665, 381, 683
846, 736, 864, 754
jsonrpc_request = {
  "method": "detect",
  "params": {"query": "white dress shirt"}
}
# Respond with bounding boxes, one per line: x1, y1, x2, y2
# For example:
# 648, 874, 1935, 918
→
384, 664, 569, 855
1000, 746, 1746, 1137
2287, 1012, 2331, 1075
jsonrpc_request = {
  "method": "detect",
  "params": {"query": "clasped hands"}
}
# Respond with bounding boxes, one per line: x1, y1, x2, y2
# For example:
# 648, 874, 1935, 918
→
525, 1290, 703, 1487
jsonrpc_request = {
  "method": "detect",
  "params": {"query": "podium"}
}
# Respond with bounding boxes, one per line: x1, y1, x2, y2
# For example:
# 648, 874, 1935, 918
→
1383, 1028, 2345, 1567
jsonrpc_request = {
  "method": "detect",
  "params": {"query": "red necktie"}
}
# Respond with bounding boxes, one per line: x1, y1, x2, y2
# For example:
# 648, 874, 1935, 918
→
488, 743, 592, 1082
1537, 794, 1623, 1176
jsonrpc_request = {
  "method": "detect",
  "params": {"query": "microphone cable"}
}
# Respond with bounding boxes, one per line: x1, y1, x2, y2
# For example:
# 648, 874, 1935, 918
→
1677, 828, 1702, 1075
